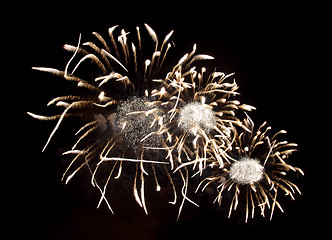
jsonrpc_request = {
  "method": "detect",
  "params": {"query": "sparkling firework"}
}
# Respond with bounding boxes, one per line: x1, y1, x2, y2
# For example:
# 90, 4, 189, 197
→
148, 61, 255, 217
196, 115, 303, 222
28, 24, 183, 214
28, 23, 302, 222
151, 63, 255, 170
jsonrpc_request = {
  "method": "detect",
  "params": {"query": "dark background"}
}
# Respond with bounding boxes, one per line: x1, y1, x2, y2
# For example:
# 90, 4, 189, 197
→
7, 2, 322, 239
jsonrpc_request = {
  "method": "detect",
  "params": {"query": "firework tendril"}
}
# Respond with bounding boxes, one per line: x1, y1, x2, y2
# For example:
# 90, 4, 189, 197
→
28, 24, 303, 222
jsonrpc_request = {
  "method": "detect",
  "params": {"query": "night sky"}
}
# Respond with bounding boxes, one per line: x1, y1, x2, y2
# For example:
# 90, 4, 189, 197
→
8, 2, 320, 239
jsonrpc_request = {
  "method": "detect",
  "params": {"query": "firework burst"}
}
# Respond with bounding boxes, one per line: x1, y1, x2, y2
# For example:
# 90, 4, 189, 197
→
196, 114, 303, 222
147, 53, 255, 217
27, 24, 190, 214
155, 65, 255, 169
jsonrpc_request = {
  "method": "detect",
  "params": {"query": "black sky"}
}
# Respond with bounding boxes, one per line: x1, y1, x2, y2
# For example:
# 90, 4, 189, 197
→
7, 2, 320, 239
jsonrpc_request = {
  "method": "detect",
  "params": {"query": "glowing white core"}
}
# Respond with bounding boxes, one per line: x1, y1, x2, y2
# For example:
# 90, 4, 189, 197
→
229, 157, 264, 184
178, 102, 216, 133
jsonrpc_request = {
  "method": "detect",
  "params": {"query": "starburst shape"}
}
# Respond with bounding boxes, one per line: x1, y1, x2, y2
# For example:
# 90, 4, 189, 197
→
196, 115, 303, 222
28, 24, 180, 214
